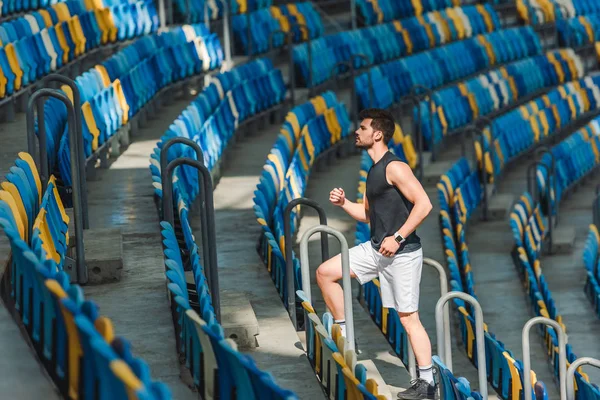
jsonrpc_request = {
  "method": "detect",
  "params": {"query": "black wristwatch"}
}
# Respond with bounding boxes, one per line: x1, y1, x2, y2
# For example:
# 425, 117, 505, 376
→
394, 232, 405, 244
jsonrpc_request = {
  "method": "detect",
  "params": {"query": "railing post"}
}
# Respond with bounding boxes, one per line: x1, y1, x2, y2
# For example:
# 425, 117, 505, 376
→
435, 291, 487, 399
204, 0, 210, 30
402, 94, 424, 181
220, 0, 232, 70
287, 30, 296, 106
160, 137, 209, 276
43, 74, 89, 230
163, 157, 220, 322
295, 24, 311, 96
26, 89, 87, 284
527, 161, 553, 254
350, 0, 356, 30
349, 53, 372, 118
566, 357, 600, 400
298, 224, 355, 351
522, 316, 567, 400
535, 147, 557, 224
284, 198, 329, 330
411, 85, 435, 162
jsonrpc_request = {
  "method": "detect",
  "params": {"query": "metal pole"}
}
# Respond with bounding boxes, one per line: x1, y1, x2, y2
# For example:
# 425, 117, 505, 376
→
163, 158, 220, 322
204, 0, 210, 30
27, 89, 87, 284
349, 53, 372, 113
287, 31, 296, 106
403, 94, 424, 181
411, 85, 435, 162
221, 0, 232, 70
158, 0, 166, 30
246, 12, 252, 58
284, 198, 329, 329
160, 138, 209, 276
435, 291, 487, 399
527, 161, 552, 253
294, 24, 311, 96
535, 147, 557, 225
351, 0, 356, 30
566, 357, 600, 400
44, 74, 89, 230
522, 316, 567, 400
299, 224, 355, 351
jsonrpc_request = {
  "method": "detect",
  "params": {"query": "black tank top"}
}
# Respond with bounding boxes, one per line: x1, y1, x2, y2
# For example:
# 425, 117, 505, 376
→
366, 151, 421, 254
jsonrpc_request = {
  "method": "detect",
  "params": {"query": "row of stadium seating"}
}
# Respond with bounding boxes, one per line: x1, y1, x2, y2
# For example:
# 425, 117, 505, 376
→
415, 48, 584, 150
251, 91, 395, 399
510, 191, 600, 399
0, 152, 171, 399
149, 58, 292, 399
172, 0, 272, 24
355, 26, 543, 112
517, 0, 600, 25
253, 91, 350, 308
535, 117, 600, 214
0, 0, 159, 99
584, 223, 600, 317
40, 24, 222, 189
293, 4, 501, 88
476, 73, 600, 185
356, 0, 465, 26
558, 14, 600, 47
232, 2, 323, 56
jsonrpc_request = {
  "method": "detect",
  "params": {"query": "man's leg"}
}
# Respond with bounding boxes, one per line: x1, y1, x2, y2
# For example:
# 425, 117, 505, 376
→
316, 253, 353, 321
399, 312, 433, 381
316, 242, 377, 333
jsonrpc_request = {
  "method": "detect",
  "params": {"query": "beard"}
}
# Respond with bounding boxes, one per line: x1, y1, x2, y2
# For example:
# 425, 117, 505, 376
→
354, 136, 372, 149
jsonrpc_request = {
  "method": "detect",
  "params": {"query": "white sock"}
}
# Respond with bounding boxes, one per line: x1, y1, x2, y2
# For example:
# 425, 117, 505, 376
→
335, 319, 346, 337
419, 364, 434, 385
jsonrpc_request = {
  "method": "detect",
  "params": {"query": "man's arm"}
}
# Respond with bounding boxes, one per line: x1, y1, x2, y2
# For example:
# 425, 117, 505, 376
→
388, 161, 433, 239
329, 188, 370, 223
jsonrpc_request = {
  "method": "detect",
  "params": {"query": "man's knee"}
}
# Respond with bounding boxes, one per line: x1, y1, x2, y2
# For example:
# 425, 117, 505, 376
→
316, 255, 342, 286
399, 311, 422, 333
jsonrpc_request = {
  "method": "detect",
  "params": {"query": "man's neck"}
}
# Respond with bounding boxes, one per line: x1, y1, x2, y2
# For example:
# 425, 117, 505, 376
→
367, 145, 389, 164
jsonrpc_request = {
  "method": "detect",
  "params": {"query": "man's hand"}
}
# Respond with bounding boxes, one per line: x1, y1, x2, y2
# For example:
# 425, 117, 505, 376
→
379, 236, 400, 257
329, 188, 346, 206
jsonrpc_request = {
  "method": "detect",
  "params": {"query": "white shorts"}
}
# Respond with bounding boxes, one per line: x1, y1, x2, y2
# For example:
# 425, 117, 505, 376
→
350, 241, 423, 313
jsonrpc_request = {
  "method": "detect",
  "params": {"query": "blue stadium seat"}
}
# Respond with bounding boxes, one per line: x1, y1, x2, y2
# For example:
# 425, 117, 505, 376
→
232, 2, 324, 56
415, 48, 584, 150
355, 26, 543, 111
0, 153, 171, 399
293, 4, 500, 88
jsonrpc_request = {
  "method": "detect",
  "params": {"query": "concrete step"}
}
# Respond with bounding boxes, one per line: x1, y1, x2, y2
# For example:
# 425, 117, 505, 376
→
422, 160, 455, 185
486, 185, 515, 221
66, 218, 124, 284
547, 225, 576, 255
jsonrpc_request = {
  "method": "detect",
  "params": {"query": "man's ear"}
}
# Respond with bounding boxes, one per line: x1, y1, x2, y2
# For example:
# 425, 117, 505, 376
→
374, 130, 383, 142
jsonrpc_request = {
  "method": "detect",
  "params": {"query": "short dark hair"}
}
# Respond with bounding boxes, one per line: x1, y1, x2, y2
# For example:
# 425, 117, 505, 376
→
358, 108, 395, 144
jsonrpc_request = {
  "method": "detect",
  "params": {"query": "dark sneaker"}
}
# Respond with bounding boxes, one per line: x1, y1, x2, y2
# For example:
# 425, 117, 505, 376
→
397, 378, 436, 399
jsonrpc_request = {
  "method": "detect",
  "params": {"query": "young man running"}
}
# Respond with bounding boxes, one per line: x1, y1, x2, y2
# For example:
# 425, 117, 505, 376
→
316, 108, 436, 399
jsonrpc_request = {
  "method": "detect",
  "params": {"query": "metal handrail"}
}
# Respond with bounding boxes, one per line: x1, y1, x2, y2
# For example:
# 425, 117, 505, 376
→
299, 224, 355, 350
522, 316, 567, 400
435, 291, 487, 399
566, 357, 600, 400
162, 157, 220, 322
43, 74, 89, 229
284, 197, 329, 330
26, 89, 87, 283
160, 138, 210, 275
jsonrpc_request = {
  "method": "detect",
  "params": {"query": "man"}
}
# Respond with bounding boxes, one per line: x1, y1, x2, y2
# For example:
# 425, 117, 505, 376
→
316, 108, 436, 399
